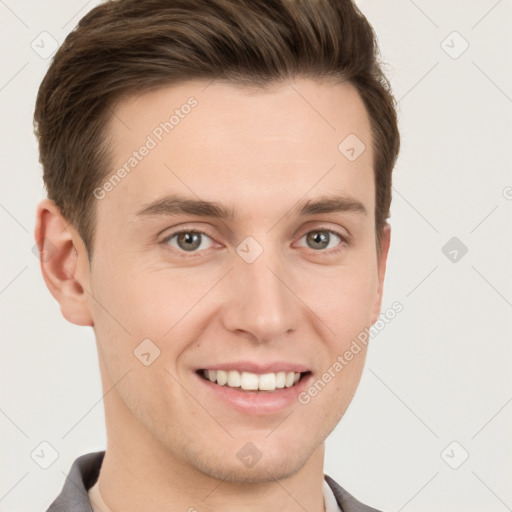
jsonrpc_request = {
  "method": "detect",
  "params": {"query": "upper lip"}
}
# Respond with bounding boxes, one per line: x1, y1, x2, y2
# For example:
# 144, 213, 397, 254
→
197, 361, 310, 374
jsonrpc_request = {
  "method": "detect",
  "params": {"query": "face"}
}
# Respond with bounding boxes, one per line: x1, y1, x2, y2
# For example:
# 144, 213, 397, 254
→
71, 78, 389, 482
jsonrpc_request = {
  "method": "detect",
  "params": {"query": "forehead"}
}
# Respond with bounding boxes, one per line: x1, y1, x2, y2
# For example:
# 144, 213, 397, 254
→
98, 78, 374, 224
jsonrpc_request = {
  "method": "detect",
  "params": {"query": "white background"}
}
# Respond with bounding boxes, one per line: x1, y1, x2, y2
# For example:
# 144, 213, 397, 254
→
1, 1, 511, 511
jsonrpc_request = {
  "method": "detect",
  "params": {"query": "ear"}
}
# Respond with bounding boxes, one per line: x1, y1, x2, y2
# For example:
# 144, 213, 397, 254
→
370, 223, 391, 325
34, 198, 93, 326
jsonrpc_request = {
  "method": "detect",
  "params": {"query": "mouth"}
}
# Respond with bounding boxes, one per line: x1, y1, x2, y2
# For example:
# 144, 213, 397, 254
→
197, 369, 312, 392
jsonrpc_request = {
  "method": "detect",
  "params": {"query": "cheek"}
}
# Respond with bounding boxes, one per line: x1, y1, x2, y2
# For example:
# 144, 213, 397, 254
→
310, 259, 377, 407
90, 260, 193, 334
298, 257, 378, 339
90, 264, 216, 378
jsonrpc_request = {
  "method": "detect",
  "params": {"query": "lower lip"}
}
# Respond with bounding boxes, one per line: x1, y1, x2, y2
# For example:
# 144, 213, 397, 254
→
195, 371, 314, 415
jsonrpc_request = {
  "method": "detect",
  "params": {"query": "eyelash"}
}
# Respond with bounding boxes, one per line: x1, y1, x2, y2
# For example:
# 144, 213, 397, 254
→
160, 226, 348, 257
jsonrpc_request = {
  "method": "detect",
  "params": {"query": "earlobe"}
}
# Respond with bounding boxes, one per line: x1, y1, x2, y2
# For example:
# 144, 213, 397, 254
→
370, 224, 391, 325
34, 199, 94, 327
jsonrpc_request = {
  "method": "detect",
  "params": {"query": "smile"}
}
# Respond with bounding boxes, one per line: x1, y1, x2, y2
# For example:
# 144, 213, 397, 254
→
199, 369, 309, 392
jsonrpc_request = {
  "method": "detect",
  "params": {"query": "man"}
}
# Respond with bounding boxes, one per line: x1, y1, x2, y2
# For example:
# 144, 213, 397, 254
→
33, 0, 400, 510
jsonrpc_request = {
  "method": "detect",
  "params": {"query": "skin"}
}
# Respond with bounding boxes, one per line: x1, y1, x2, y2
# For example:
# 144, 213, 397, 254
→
35, 78, 390, 512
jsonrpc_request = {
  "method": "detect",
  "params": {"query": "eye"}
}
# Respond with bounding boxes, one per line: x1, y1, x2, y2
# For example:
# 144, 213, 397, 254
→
297, 229, 345, 251
162, 230, 214, 253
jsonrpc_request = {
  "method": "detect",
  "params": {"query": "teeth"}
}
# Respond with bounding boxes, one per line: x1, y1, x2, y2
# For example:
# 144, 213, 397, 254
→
203, 370, 303, 391
216, 369, 227, 386
227, 370, 241, 387
258, 373, 276, 391
241, 371, 259, 390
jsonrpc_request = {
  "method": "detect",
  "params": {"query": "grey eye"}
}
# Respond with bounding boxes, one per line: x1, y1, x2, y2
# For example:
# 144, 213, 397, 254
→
165, 231, 213, 252
301, 230, 342, 250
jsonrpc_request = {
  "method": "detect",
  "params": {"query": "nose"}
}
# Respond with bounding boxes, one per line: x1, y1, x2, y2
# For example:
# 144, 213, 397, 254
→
220, 251, 299, 343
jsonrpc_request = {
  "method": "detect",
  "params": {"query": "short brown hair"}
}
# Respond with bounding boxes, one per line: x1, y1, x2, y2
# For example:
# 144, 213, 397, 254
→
34, 0, 400, 258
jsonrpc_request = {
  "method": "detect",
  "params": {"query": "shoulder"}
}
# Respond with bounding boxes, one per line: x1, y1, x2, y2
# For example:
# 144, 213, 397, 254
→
324, 474, 384, 512
45, 451, 105, 512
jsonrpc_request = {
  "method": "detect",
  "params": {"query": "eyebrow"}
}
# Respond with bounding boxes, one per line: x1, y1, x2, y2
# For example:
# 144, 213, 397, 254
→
134, 193, 367, 220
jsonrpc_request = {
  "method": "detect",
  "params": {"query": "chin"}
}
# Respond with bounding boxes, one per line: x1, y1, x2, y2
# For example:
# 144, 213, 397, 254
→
180, 435, 322, 484
197, 453, 309, 484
